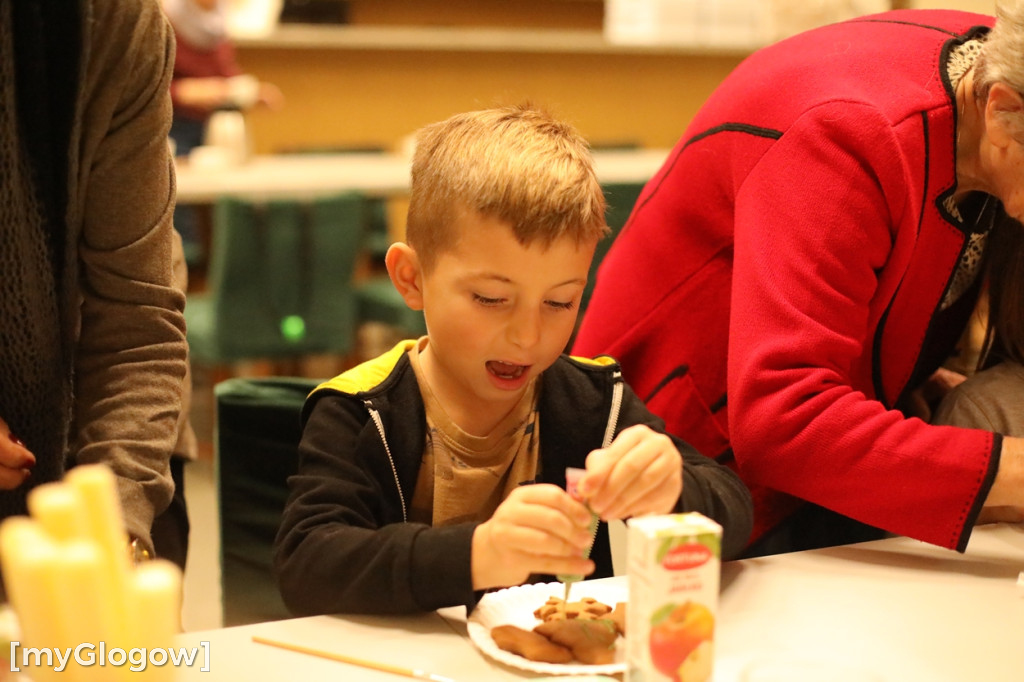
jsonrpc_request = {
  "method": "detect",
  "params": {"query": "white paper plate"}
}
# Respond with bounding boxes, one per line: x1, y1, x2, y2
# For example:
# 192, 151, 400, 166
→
467, 581, 628, 675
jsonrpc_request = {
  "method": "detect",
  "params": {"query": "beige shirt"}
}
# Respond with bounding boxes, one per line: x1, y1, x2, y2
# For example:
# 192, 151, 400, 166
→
407, 338, 541, 526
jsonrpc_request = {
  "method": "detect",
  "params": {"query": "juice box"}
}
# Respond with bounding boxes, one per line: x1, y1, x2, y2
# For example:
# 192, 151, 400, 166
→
626, 513, 721, 682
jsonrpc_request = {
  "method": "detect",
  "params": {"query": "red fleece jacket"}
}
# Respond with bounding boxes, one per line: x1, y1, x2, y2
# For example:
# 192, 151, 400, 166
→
574, 9, 1002, 552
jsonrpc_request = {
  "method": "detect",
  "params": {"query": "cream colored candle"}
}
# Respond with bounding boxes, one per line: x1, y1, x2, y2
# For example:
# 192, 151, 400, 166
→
127, 560, 182, 682
64, 465, 131, 571
54, 539, 119, 682
27, 482, 88, 542
1, 464, 182, 681
0, 518, 68, 682
63, 465, 131, 634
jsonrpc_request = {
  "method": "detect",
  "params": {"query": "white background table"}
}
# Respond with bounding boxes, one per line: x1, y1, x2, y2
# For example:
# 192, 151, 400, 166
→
174, 524, 1023, 681
173, 149, 672, 204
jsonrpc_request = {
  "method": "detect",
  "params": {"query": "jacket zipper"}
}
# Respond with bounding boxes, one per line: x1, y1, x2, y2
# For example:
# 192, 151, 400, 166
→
602, 370, 624, 448
364, 400, 408, 522
365, 369, 624, 524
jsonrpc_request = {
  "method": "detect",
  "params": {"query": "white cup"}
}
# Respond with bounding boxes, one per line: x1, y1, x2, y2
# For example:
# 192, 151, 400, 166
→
204, 110, 249, 163
227, 75, 260, 109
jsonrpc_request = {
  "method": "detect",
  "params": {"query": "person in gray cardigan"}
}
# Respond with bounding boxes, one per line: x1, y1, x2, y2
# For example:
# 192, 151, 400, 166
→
0, 0, 187, 559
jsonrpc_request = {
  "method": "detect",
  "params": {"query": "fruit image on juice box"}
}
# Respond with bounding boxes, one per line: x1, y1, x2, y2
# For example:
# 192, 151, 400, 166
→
626, 513, 721, 682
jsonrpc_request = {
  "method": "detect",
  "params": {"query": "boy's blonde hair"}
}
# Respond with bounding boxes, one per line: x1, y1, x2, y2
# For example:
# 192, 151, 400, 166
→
406, 104, 609, 271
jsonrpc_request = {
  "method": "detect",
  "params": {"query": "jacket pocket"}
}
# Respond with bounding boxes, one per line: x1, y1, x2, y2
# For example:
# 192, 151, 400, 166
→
646, 366, 730, 460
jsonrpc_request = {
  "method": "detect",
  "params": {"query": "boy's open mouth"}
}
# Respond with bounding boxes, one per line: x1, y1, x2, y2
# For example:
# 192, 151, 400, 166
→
486, 361, 528, 380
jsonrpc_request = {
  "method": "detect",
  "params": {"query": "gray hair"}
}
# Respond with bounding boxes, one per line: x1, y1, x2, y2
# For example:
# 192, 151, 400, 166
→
974, 1, 1024, 139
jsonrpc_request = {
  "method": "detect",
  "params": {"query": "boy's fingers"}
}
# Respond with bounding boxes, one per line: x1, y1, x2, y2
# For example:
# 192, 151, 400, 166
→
588, 440, 664, 515
580, 425, 653, 497
593, 441, 681, 518
491, 525, 586, 558
518, 507, 595, 550
529, 557, 594, 578
602, 464, 680, 519
498, 488, 593, 546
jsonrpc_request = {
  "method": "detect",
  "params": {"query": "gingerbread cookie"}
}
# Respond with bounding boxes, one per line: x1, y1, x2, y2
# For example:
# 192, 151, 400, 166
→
609, 601, 627, 636
533, 596, 613, 622
489, 594, 621, 666
490, 624, 574, 664
534, 618, 618, 665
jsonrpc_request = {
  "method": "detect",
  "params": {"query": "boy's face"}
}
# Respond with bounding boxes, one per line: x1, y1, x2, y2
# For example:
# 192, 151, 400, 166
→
418, 211, 596, 420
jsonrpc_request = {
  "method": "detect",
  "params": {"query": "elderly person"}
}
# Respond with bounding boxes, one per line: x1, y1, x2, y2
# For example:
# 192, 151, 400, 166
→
574, 3, 1024, 556
0, 0, 187, 561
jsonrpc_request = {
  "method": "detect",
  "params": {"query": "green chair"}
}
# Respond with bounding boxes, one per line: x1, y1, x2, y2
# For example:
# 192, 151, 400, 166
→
215, 376, 319, 626
568, 182, 645, 350
581, 182, 646, 313
355, 275, 427, 338
277, 145, 392, 265
186, 193, 366, 364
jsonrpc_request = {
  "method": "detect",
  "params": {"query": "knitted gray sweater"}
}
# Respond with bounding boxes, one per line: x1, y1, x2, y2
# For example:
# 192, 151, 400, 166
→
0, 0, 69, 519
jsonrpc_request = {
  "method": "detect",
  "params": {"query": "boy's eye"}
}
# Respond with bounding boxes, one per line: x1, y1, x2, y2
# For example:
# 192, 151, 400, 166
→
546, 300, 576, 311
472, 293, 504, 306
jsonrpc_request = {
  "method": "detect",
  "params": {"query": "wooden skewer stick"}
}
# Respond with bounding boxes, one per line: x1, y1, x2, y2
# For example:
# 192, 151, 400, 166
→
252, 635, 457, 682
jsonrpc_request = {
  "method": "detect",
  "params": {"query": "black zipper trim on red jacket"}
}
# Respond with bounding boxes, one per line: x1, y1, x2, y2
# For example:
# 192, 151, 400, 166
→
683, 123, 783, 150
873, 24, 993, 405
876, 109, 937, 405
956, 432, 1003, 552
871, 111, 933, 407
643, 364, 690, 403
627, 124, 783, 235
848, 21, 990, 46
846, 18, 967, 38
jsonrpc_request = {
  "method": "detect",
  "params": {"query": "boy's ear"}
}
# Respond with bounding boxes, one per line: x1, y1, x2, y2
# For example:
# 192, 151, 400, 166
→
384, 242, 425, 311
984, 82, 1024, 148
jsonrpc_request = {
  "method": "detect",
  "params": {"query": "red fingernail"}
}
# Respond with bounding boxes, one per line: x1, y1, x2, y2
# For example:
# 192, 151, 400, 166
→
8, 433, 24, 448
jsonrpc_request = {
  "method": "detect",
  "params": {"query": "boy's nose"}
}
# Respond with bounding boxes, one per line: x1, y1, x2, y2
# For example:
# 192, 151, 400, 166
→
507, 306, 541, 348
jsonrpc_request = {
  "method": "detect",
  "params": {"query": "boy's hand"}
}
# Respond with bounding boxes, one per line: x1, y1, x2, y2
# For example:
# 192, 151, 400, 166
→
578, 424, 682, 520
472, 484, 595, 591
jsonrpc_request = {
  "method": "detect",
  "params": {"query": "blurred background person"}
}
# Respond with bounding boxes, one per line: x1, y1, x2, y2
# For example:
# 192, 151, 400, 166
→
164, 0, 283, 156
162, 0, 283, 266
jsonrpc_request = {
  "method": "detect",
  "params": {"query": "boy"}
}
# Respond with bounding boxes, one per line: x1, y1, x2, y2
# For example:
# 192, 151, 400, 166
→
274, 105, 753, 615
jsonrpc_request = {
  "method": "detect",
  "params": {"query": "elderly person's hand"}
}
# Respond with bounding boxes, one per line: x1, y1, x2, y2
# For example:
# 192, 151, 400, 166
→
905, 367, 968, 422
0, 417, 34, 490
976, 506, 1024, 524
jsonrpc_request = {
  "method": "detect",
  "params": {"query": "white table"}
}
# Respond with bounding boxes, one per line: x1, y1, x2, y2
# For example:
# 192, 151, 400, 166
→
713, 523, 1024, 681
174, 524, 1024, 681
173, 149, 672, 204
